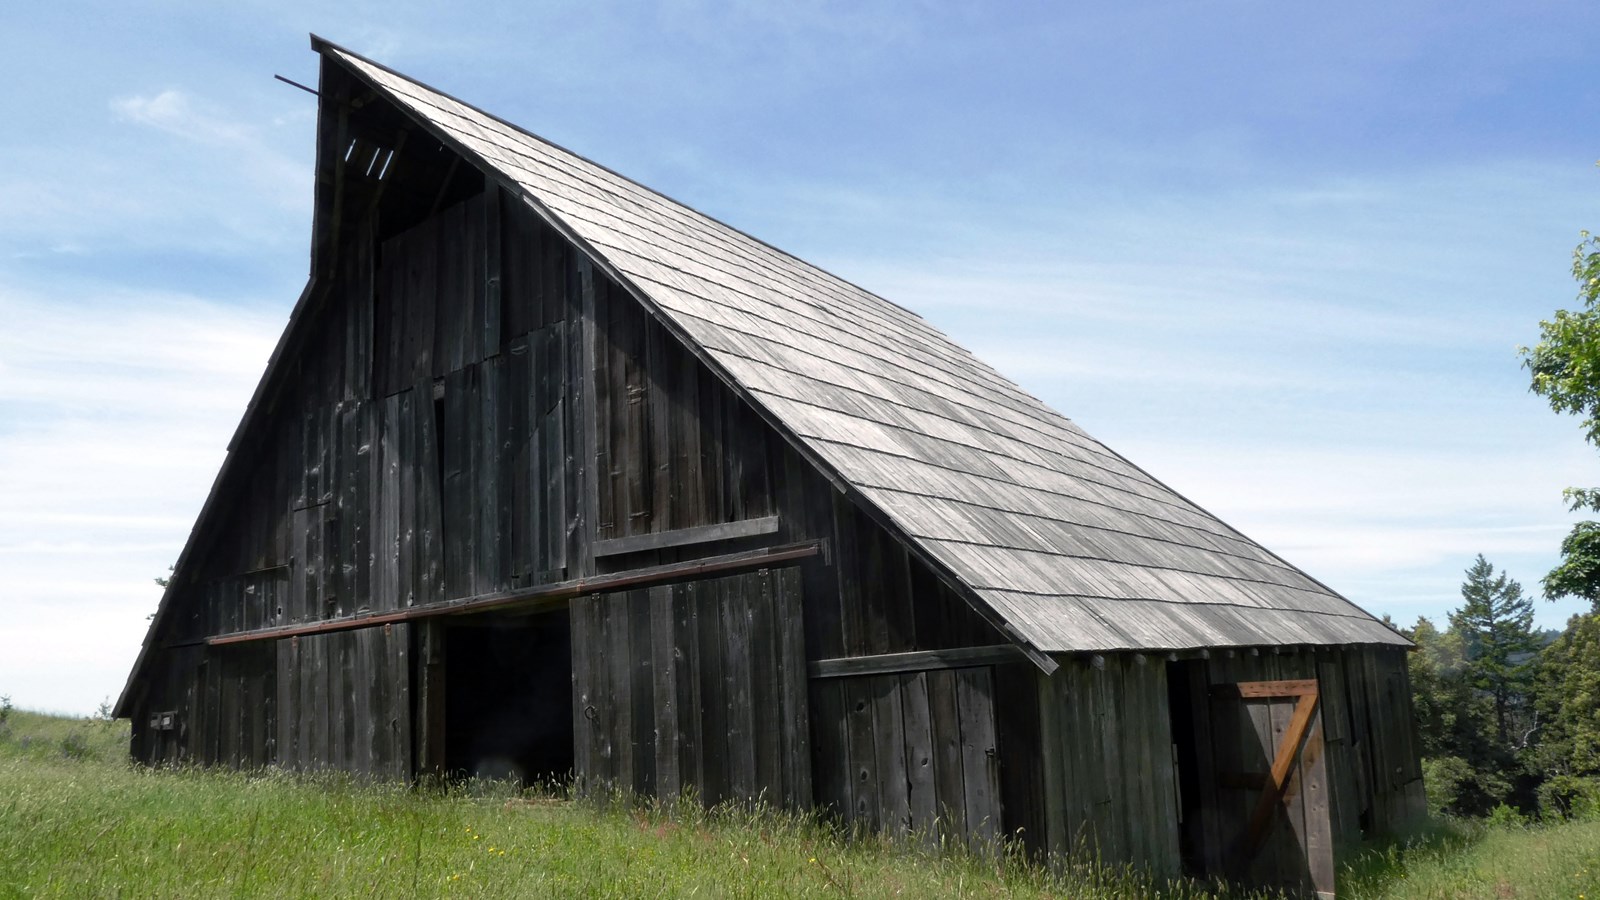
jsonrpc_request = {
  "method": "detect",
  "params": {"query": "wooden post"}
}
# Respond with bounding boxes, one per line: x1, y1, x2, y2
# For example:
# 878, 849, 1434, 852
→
414, 620, 446, 780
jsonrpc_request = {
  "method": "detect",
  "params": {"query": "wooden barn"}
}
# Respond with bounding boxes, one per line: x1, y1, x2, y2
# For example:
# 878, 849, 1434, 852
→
116, 37, 1424, 896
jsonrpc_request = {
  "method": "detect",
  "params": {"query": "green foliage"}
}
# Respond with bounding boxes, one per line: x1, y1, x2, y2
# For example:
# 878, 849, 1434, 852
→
1522, 230, 1600, 446
1408, 557, 1542, 816
1536, 774, 1600, 822
1522, 230, 1600, 609
1448, 555, 1540, 748
1422, 756, 1510, 820
1484, 802, 1529, 829
1408, 618, 1496, 762
0, 708, 130, 766
1544, 520, 1600, 608
1534, 613, 1600, 780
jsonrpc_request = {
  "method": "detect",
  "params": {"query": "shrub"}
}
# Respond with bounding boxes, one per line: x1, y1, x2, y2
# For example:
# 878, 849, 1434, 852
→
1423, 755, 1511, 818
1538, 774, 1600, 821
1486, 802, 1528, 828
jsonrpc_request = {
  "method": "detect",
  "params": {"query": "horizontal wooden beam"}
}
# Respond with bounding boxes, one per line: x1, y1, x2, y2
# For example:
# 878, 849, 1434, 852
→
808, 644, 1028, 679
204, 540, 820, 646
1220, 679, 1319, 699
592, 515, 781, 558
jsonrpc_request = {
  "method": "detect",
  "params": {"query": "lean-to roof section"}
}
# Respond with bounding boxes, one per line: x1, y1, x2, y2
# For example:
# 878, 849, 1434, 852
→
320, 41, 1407, 653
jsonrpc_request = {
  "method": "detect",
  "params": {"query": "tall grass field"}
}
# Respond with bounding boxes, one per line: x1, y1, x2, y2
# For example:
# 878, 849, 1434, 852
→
0, 707, 1596, 898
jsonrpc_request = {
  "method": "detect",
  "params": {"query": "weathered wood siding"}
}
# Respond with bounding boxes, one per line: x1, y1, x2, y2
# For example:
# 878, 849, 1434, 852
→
809, 666, 1008, 846
274, 627, 412, 779
1030, 646, 1422, 885
1037, 653, 1182, 876
1323, 646, 1426, 843
130, 189, 578, 770
129, 644, 276, 772
570, 567, 811, 807
130, 176, 908, 796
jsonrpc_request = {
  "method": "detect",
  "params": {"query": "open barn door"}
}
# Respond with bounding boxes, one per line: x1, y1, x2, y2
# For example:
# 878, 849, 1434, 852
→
1207, 678, 1335, 898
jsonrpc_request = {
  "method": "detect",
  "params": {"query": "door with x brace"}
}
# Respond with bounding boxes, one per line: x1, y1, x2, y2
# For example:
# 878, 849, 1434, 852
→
1209, 678, 1335, 899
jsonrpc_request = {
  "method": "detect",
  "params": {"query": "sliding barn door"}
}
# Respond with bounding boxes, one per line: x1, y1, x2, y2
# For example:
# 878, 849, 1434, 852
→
809, 665, 1002, 848
569, 567, 812, 808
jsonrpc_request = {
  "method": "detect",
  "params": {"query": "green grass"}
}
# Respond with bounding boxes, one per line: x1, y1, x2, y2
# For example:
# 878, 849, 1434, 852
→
1340, 815, 1600, 899
0, 710, 1211, 899
1, 709, 1597, 898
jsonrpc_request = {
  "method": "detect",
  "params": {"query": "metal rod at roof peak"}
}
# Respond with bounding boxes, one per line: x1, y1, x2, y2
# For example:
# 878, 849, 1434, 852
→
274, 74, 319, 97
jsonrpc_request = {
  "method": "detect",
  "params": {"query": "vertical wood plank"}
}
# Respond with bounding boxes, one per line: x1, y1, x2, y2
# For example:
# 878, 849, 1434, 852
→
414, 378, 445, 607
569, 598, 595, 791
351, 627, 374, 778
1302, 714, 1336, 897
483, 186, 503, 357
956, 666, 1000, 851
774, 566, 812, 808
808, 680, 850, 818
650, 584, 681, 801
900, 672, 938, 841
577, 256, 600, 577
722, 578, 757, 804
276, 638, 300, 770
748, 571, 782, 803
414, 620, 446, 779
927, 668, 967, 838
628, 588, 656, 796
872, 674, 911, 836
673, 582, 705, 798
842, 676, 879, 829
694, 579, 728, 805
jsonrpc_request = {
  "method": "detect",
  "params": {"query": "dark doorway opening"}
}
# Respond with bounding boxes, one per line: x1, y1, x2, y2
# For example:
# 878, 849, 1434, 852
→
444, 609, 574, 786
1166, 659, 1209, 877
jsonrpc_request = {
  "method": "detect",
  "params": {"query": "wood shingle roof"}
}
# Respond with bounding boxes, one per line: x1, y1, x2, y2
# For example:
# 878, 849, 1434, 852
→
323, 40, 1407, 655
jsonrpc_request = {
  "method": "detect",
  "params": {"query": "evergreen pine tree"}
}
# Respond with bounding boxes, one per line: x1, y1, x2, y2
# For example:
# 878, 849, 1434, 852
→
1448, 555, 1540, 749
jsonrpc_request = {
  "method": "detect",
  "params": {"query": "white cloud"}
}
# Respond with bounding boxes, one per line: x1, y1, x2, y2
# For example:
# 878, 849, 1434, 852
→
0, 283, 278, 714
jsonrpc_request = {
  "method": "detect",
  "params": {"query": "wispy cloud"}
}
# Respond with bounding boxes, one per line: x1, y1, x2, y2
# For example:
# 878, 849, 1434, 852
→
110, 88, 310, 207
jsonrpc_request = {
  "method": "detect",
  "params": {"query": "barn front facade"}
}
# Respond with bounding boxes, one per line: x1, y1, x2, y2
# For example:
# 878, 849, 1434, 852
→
117, 37, 1423, 895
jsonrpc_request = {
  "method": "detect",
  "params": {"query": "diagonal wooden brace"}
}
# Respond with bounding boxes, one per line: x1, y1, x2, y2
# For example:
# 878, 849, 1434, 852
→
1237, 681, 1321, 865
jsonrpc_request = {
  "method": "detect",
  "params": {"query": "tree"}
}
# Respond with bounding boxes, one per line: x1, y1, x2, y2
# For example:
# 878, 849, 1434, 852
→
1534, 613, 1600, 776
1531, 612, 1600, 817
1405, 614, 1508, 815
1543, 521, 1600, 609
1449, 556, 1540, 749
1521, 229, 1600, 607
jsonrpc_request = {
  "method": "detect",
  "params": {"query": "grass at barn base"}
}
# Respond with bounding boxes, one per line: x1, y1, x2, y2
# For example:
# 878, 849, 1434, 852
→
1, 710, 1597, 898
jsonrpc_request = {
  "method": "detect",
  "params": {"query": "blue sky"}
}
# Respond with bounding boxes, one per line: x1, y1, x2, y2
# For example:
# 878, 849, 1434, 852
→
2, 2, 1597, 714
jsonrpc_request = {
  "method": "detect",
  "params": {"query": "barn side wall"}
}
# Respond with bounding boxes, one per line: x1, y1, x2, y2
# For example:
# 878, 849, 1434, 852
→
1031, 645, 1423, 882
